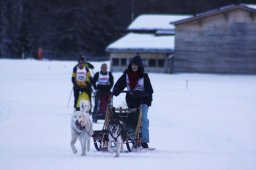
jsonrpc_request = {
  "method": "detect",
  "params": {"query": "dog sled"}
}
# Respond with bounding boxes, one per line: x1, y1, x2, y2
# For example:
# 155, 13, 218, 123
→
92, 105, 142, 152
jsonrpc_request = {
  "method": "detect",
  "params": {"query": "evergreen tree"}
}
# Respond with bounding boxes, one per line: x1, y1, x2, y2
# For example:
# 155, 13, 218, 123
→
1, 0, 255, 59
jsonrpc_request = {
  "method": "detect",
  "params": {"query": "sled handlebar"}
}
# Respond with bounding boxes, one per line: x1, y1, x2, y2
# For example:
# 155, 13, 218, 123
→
121, 90, 130, 93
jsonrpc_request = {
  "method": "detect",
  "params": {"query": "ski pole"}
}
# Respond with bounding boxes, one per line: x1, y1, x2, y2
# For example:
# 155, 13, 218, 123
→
66, 88, 73, 107
91, 68, 95, 75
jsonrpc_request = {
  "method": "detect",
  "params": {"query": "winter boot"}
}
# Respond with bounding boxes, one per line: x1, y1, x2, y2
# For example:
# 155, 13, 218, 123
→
93, 118, 97, 123
141, 143, 149, 148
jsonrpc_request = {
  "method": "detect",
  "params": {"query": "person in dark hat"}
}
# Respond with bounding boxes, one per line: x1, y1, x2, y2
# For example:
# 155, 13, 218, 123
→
71, 56, 93, 111
112, 55, 154, 149
78, 56, 94, 70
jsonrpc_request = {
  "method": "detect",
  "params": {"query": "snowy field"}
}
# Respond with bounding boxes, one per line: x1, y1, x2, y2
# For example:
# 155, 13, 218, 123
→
0, 59, 256, 170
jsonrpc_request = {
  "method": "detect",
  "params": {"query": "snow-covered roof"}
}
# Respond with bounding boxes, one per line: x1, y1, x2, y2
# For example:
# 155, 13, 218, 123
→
127, 14, 192, 31
241, 3, 256, 10
106, 33, 174, 53
173, 4, 256, 25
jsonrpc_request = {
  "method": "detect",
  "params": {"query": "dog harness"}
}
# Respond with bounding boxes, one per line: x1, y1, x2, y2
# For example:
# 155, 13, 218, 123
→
108, 122, 123, 142
73, 119, 93, 137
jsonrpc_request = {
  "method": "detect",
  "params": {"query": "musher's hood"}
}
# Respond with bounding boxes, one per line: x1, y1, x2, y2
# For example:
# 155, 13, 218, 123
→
125, 55, 144, 76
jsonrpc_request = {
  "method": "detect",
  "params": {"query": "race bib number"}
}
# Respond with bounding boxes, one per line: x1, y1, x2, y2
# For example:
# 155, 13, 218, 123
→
76, 73, 86, 81
76, 66, 87, 82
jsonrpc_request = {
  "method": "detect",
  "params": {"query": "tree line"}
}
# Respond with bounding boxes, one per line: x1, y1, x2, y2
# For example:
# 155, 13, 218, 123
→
0, 0, 254, 60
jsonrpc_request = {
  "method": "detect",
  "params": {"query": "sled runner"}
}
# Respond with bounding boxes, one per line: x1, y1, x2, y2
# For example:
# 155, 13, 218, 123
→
132, 147, 156, 152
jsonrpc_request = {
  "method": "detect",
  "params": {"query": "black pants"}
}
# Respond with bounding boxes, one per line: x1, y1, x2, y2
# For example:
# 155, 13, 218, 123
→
73, 87, 80, 109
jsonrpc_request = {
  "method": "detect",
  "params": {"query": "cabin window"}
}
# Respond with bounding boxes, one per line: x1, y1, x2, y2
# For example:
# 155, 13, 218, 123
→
112, 58, 119, 66
142, 59, 148, 66
158, 59, 165, 67
121, 58, 126, 66
149, 59, 156, 67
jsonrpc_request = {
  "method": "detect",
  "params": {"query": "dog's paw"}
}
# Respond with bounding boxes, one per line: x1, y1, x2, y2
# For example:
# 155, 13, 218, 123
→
81, 153, 86, 156
71, 147, 77, 154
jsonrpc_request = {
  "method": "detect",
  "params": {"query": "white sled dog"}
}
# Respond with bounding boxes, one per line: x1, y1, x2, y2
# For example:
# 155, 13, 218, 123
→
108, 118, 124, 157
70, 106, 93, 156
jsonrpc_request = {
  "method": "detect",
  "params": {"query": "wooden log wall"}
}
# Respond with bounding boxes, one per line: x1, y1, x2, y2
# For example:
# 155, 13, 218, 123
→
174, 9, 256, 74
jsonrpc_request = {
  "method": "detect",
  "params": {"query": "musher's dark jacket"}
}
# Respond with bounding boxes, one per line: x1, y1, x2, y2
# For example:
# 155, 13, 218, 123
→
112, 56, 153, 108
92, 71, 114, 92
